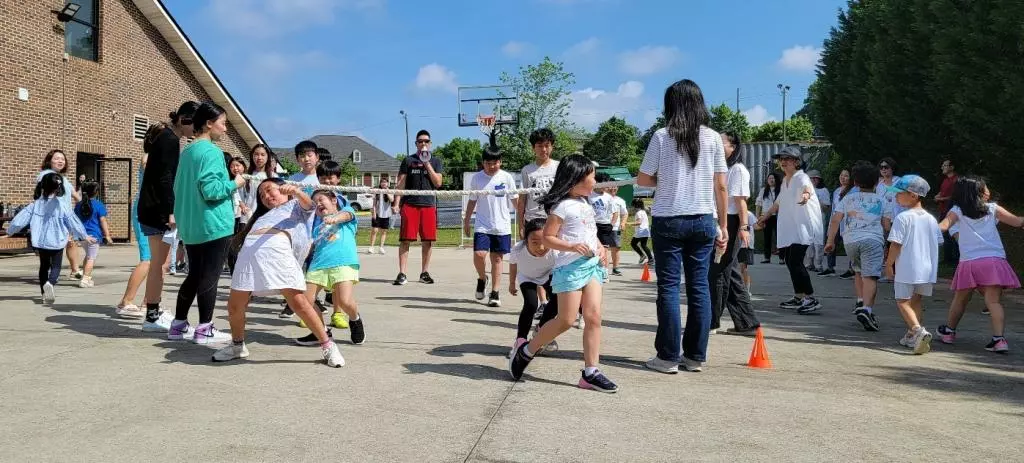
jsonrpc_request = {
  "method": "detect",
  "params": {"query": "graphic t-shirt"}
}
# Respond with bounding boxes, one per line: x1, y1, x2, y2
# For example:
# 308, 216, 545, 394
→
509, 241, 556, 285
550, 197, 602, 268
888, 208, 942, 284
591, 192, 615, 225
74, 199, 107, 240
520, 160, 559, 221
308, 203, 360, 272
398, 153, 444, 207
469, 169, 519, 235
834, 190, 888, 244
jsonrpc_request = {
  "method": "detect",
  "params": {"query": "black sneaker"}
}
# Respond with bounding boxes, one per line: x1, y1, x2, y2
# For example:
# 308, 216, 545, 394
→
797, 297, 821, 314
419, 272, 434, 284
349, 318, 365, 345
807, 266, 819, 273
508, 343, 533, 381
279, 304, 294, 318
611, 268, 623, 276
295, 328, 333, 346
579, 369, 619, 393
854, 308, 879, 331
852, 300, 864, 314
475, 279, 486, 300
487, 291, 501, 307
314, 298, 329, 314
393, 273, 408, 285
818, 268, 836, 276
780, 297, 802, 309
534, 302, 546, 320
838, 270, 855, 280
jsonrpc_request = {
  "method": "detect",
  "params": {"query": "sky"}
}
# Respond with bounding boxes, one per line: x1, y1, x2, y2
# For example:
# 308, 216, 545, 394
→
166, 0, 848, 156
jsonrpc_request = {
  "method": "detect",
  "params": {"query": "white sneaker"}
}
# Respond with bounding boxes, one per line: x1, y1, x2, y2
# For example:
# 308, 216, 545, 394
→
898, 331, 914, 348
40, 282, 56, 304
574, 313, 584, 329
377, 246, 386, 255
167, 321, 195, 340
912, 327, 932, 355
70, 270, 83, 280
78, 277, 94, 288
365, 248, 374, 254
212, 342, 250, 362
322, 342, 345, 367
142, 311, 173, 332
193, 324, 231, 345
115, 304, 145, 319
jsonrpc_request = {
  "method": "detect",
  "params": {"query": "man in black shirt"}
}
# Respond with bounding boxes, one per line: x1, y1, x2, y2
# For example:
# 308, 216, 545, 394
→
392, 129, 444, 285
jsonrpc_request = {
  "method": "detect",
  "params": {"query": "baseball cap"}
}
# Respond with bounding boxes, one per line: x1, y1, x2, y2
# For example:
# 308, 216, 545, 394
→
887, 174, 930, 197
771, 145, 802, 161
807, 169, 822, 179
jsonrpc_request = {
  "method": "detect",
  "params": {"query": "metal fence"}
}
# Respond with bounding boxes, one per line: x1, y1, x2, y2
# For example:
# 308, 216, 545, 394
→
744, 142, 833, 194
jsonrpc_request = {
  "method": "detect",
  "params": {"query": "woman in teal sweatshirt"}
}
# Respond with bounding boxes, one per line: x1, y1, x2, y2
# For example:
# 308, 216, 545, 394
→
170, 102, 246, 345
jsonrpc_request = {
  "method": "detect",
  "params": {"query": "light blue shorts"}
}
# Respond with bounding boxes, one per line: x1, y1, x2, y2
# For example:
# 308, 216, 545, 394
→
132, 215, 151, 261
552, 256, 606, 294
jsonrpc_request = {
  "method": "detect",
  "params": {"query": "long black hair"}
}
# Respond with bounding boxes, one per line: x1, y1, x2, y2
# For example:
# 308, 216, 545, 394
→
192, 101, 226, 135
232, 177, 286, 252
838, 168, 854, 201
952, 176, 989, 220
247, 144, 277, 177
663, 79, 710, 168
760, 172, 780, 200
723, 130, 743, 167
143, 122, 169, 154
170, 101, 199, 127
34, 172, 66, 200
537, 154, 595, 213
523, 218, 546, 238
75, 181, 99, 220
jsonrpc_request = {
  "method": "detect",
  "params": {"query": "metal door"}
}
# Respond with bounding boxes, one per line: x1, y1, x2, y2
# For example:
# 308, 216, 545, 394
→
96, 158, 133, 242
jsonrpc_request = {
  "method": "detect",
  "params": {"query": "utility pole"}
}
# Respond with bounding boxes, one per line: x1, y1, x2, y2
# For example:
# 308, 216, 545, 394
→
735, 88, 740, 113
777, 84, 791, 143
399, 110, 410, 157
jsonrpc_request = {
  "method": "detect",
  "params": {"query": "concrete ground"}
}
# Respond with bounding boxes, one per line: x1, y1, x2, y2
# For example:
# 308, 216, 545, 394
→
0, 246, 1022, 462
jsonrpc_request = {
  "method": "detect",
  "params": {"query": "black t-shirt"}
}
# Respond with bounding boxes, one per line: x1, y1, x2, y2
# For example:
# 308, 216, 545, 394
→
399, 155, 444, 207
137, 127, 180, 229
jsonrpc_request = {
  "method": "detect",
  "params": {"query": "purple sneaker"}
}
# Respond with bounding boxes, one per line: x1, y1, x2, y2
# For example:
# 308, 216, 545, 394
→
193, 323, 231, 346
937, 325, 956, 344
167, 320, 194, 341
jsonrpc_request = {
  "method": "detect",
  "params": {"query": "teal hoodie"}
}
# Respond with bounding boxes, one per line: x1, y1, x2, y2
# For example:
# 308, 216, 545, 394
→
173, 138, 237, 245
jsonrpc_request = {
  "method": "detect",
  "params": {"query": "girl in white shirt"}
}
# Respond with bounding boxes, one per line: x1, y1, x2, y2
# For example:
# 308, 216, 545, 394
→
507, 218, 558, 358
937, 177, 1022, 353
227, 157, 247, 274
758, 146, 823, 314
755, 173, 780, 264
508, 155, 616, 393
629, 198, 653, 264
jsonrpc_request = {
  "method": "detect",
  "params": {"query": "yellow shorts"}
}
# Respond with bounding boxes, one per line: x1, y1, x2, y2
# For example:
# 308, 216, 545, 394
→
305, 265, 359, 289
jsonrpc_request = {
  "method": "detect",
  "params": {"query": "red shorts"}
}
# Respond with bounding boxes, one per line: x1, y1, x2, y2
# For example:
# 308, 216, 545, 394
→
399, 204, 437, 242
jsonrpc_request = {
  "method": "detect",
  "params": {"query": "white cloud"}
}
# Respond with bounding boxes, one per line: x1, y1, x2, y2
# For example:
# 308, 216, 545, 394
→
742, 105, 776, 126
618, 46, 681, 76
248, 50, 331, 82
414, 63, 459, 94
569, 81, 646, 129
777, 45, 822, 72
565, 37, 600, 57
501, 41, 529, 58
205, 0, 384, 38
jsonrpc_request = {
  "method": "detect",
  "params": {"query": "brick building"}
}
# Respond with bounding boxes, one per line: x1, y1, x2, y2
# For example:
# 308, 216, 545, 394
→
0, 0, 264, 250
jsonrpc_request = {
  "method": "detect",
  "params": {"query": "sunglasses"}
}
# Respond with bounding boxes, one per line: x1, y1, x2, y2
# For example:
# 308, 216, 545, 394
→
415, 139, 431, 144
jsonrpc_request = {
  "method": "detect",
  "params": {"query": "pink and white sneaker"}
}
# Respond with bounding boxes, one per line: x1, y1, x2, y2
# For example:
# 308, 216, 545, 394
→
985, 338, 1009, 353
167, 320, 194, 341
508, 338, 527, 359
193, 323, 231, 345
937, 325, 956, 344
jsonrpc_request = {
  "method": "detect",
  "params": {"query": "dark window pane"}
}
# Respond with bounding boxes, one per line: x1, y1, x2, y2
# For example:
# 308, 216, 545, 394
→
65, 21, 96, 61
68, 0, 97, 26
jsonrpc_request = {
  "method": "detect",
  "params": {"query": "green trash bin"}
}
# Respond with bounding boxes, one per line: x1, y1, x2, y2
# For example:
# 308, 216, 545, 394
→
596, 166, 633, 204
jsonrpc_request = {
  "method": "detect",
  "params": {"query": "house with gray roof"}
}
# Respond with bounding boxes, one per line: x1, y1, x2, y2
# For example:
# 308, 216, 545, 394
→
273, 135, 401, 187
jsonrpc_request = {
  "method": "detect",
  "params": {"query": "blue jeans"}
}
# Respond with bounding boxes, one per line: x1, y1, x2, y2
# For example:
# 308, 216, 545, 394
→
652, 214, 716, 363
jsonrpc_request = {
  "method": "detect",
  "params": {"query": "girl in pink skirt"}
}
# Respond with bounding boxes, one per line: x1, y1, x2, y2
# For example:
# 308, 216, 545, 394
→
937, 177, 1023, 353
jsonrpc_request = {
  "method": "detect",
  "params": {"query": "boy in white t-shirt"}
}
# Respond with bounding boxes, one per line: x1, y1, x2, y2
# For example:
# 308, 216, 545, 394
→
464, 146, 519, 307
609, 186, 628, 276
517, 128, 559, 309
591, 174, 620, 277
885, 175, 942, 355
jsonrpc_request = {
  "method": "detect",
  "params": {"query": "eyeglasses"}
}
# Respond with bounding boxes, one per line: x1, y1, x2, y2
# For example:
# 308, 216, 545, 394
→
415, 139, 431, 144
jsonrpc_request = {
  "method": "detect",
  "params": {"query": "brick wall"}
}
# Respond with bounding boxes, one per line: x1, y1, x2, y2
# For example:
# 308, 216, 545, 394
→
0, 0, 253, 249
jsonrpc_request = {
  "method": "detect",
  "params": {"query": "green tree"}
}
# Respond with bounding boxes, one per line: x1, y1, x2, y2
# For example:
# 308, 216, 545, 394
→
338, 160, 359, 185
637, 116, 666, 158
433, 137, 483, 190
497, 56, 576, 170
708, 103, 751, 138
583, 117, 639, 167
747, 116, 815, 143
278, 157, 300, 174
794, 78, 823, 137
554, 127, 589, 158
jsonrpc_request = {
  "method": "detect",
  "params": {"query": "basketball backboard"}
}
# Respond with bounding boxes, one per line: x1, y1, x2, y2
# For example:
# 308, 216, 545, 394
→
457, 85, 519, 127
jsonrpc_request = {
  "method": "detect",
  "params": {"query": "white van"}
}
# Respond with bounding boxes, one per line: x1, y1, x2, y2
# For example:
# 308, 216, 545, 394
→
345, 193, 374, 211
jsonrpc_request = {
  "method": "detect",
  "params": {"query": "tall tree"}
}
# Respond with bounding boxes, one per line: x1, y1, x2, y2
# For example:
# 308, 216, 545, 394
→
747, 116, 815, 143
708, 103, 751, 138
433, 137, 483, 190
583, 117, 640, 166
497, 57, 576, 170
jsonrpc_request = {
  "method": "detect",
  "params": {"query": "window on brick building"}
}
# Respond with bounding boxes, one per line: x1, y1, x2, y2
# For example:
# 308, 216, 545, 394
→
65, 0, 99, 61
352, 149, 362, 164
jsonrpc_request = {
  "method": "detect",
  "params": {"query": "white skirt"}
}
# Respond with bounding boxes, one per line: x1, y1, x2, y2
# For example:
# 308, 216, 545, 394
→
231, 234, 306, 296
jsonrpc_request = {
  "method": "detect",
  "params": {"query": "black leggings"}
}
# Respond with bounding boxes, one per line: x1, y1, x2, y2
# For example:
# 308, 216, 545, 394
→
516, 281, 559, 339
710, 214, 759, 331
227, 218, 243, 275
784, 244, 814, 295
762, 215, 777, 261
36, 248, 63, 292
175, 236, 231, 324
631, 237, 653, 260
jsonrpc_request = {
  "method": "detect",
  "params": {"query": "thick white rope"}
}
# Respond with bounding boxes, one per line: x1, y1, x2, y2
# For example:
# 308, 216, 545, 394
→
242, 175, 638, 197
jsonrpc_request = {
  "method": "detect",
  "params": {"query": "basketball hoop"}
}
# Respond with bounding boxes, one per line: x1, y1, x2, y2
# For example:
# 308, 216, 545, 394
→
476, 114, 497, 135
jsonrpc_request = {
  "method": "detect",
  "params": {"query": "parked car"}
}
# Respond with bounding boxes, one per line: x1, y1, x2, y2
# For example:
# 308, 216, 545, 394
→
345, 193, 373, 211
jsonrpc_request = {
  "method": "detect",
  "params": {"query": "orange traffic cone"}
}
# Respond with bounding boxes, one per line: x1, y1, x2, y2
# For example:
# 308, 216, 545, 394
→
640, 263, 651, 282
747, 327, 773, 369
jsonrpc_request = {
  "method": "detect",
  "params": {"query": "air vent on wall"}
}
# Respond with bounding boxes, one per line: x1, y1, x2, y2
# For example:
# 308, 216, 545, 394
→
132, 115, 150, 141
